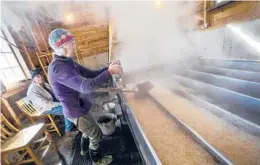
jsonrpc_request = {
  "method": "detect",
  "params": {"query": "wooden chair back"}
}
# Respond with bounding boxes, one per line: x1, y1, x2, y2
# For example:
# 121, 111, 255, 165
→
0, 113, 19, 145
16, 98, 62, 137
16, 99, 38, 116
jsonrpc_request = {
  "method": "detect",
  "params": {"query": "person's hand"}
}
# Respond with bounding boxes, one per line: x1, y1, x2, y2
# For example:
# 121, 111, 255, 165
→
108, 64, 121, 75
111, 60, 121, 66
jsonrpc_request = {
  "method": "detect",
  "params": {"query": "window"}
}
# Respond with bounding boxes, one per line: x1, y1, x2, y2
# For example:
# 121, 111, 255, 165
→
213, 0, 233, 8
0, 30, 27, 89
215, 0, 224, 3
208, 0, 233, 11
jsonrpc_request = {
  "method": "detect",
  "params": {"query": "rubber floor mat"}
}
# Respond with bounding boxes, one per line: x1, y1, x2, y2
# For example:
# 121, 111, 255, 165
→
100, 136, 126, 155
71, 129, 143, 165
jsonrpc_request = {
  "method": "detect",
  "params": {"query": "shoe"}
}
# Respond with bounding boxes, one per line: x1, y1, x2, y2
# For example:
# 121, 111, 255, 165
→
89, 147, 102, 162
80, 150, 88, 156
80, 136, 89, 156
93, 155, 113, 165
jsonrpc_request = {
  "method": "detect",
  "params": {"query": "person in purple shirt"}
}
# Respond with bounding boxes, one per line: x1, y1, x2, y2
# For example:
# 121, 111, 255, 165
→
48, 28, 121, 165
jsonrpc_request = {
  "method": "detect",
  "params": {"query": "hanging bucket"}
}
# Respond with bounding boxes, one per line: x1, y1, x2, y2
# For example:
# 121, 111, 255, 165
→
97, 113, 117, 136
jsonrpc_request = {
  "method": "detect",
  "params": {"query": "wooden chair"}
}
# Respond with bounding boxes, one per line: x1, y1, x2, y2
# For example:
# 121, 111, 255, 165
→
1, 113, 56, 165
16, 99, 62, 137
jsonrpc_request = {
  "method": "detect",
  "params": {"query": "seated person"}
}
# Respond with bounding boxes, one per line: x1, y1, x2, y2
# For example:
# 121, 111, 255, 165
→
27, 68, 75, 135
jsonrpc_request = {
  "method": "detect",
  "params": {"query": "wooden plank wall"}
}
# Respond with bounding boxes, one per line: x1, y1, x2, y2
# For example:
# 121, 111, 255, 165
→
10, 23, 109, 70
209, 1, 260, 27
193, 1, 260, 29
69, 24, 109, 58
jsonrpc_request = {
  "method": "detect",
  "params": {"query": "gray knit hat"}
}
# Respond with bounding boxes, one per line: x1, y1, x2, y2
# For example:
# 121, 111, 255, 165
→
48, 28, 74, 51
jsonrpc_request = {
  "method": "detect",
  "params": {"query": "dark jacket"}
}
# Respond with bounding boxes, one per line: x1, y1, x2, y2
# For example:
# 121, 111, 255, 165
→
48, 55, 111, 118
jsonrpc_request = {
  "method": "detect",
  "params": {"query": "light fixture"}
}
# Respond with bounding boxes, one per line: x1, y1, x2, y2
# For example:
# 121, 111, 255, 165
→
65, 12, 74, 23
227, 24, 260, 54
155, 0, 162, 8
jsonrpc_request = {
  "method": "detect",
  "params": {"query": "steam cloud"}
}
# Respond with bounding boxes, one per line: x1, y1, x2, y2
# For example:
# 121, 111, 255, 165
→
2, 1, 199, 74
107, 1, 198, 73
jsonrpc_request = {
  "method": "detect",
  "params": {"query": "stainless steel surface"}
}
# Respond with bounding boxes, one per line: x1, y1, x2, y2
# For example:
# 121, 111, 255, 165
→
118, 92, 161, 165
148, 96, 234, 165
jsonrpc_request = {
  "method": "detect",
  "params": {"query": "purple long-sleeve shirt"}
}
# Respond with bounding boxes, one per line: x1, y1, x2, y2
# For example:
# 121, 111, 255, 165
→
48, 55, 111, 118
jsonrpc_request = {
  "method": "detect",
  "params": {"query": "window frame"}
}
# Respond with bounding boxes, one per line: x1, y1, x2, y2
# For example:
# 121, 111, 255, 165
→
1, 23, 30, 91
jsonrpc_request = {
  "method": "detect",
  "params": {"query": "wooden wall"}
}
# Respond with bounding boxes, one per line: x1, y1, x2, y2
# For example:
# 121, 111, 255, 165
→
10, 28, 40, 70
8, 7, 109, 70
70, 24, 109, 58
9, 22, 109, 72
193, 1, 260, 30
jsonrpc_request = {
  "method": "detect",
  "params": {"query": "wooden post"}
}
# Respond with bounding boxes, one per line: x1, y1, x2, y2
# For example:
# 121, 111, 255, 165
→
23, 13, 42, 53
36, 52, 48, 78
203, 0, 209, 28
108, 20, 113, 62
18, 32, 35, 69
35, 19, 50, 53
75, 50, 83, 64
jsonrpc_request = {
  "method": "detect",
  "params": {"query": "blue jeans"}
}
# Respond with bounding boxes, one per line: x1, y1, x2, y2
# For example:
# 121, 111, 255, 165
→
44, 106, 74, 132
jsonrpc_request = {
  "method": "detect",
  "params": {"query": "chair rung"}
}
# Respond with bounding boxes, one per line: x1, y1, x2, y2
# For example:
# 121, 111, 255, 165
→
20, 151, 29, 159
48, 129, 56, 132
38, 145, 49, 151
35, 136, 48, 151
33, 136, 47, 144
1, 134, 8, 140
45, 123, 52, 126
19, 159, 34, 164
40, 144, 51, 160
